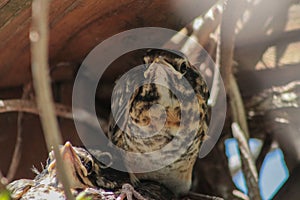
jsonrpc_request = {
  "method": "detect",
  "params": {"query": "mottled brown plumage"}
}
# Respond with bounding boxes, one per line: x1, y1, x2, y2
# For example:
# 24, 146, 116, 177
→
7, 142, 169, 200
108, 49, 209, 195
7, 142, 117, 200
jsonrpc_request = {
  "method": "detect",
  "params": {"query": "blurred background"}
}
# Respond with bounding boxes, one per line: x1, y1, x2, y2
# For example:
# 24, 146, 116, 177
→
0, 0, 299, 199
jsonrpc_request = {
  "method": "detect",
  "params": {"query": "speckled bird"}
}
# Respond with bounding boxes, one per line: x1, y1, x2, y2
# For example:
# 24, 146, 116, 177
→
108, 49, 209, 195
7, 142, 117, 200
7, 142, 165, 200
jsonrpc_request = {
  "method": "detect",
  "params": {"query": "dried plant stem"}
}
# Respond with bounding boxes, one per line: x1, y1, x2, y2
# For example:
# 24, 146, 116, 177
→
232, 123, 261, 200
232, 189, 249, 200
184, 191, 224, 200
6, 84, 32, 181
228, 74, 250, 138
181, 4, 222, 54
0, 99, 108, 133
0, 170, 8, 190
0, 100, 69, 116
5, 109, 23, 182
220, 0, 249, 138
219, 0, 260, 199
30, 0, 74, 199
209, 33, 220, 106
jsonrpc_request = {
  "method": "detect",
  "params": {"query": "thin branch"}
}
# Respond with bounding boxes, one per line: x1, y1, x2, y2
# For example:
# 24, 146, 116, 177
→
0, 170, 10, 200
183, 4, 222, 52
232, 123, 261, 200
6, 83, 32, 182
0, 99, 108, 133
229, 74, 250, 138
220, 0, 249, 138
182, 191, 224, 200
208, 32, 220, 106
30, 0, 74, 199
232, 189, 249, 200
6, 111, 23, 182
0, 170, 8, 190
163, 0, 219, 50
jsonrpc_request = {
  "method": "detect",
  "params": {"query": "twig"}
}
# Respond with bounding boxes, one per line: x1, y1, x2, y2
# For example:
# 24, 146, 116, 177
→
232, 123, 261, 200
180, 5, 222, 58
30, 0, 74, 199
0, 99, 70, 115
0, 170, 10, 200
164, 5, 223, 108
219, 3, 260, 198
219, 0, 235, 90
220, 0, 249, 138
208, 32, 220, 106
190, 4, 222, 47
6, 111, 23, 181
229, 74, 250, 138
163, 4, 222, 55
0, 170, 8, 190
6, 83, 32, 182
182, 191, 224, 200
0, 99, 108, 133
232, 189, 249, 200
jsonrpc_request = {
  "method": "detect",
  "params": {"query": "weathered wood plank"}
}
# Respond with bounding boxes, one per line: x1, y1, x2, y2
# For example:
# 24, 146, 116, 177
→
0, 0, 216, 89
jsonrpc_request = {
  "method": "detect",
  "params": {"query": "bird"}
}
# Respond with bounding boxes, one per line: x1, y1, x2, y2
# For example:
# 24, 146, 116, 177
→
7, 142, 118, 199
108, 48, 209, 195
7, 142, 171, 200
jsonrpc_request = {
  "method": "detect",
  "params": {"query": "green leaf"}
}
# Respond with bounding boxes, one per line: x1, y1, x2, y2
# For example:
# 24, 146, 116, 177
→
75, 192, 92, 200
0, 189, 11, 200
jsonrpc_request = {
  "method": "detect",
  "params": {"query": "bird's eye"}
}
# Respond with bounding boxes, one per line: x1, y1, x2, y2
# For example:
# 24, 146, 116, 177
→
180, 62, 187, 73
84, 160, 93, 174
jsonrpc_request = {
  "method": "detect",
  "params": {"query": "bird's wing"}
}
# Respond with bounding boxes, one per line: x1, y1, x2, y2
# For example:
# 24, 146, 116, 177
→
107, 66, 144, 143
7, 179, 35, 199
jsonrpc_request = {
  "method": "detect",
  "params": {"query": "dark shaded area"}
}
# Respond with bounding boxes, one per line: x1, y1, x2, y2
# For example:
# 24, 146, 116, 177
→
273, 163, 300, 200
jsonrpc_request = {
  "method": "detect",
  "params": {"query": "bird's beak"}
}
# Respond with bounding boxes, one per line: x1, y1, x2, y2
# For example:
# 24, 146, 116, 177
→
47, 142, 90, 188
47, 142, 78, 171
144, 57, 183, 80
48, 142, 88, 179
61, 142, 78, 165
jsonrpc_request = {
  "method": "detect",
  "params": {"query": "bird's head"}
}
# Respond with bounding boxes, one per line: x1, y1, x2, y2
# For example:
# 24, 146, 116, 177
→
143, 49, 193, 81
47, 142, 112, 189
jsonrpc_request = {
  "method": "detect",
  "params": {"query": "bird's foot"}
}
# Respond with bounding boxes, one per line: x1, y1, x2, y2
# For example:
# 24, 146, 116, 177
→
116, 183, 147, 200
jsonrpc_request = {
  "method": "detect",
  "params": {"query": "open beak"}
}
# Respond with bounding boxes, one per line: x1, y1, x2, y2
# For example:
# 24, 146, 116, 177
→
47, 141, 90, 188
61, 142, 79, 167
47, 142, 78, 171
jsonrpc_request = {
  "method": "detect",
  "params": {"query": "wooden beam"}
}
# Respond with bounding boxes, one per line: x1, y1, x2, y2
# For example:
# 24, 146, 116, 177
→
0, 0, 217, 89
